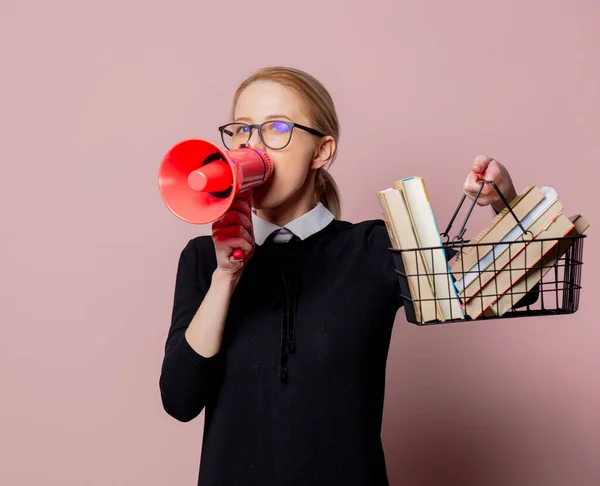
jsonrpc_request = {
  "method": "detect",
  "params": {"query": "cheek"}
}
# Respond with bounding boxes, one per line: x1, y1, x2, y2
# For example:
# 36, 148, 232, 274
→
251, 136, 315, 207
267, 147, 311, 187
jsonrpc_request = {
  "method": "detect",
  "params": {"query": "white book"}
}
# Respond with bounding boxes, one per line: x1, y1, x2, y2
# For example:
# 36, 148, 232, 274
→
395, 177, 464, 320
377, 189, 444, 323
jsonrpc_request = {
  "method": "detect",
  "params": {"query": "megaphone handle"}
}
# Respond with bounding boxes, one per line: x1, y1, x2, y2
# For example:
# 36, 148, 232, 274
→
230, 188, 253, 263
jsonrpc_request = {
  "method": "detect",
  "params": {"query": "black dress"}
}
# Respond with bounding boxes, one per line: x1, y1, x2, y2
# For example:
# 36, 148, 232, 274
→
159, 218, 535, 485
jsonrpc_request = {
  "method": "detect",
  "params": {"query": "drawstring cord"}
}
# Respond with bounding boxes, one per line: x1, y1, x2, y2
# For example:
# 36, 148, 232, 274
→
278, 239, 298, 382
279, 265, 296, 382
279, 265, 290, 382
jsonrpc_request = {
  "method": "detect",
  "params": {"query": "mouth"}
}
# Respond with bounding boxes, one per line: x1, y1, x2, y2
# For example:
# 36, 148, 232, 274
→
255, 176, 274, 195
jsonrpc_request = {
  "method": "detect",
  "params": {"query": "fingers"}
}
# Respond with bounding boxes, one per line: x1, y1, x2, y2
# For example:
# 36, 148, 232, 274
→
212, 216, 255, 256
466, 155, 500, 195
229, 196, 253, 216
480, 162, 501, 192
213, 234, 253, 256
212, 196, 253, 229
213, 225, 254, 263
464, 155, 514, 209
472, 155, 493, 174
213, 209, 252, 232
213, 225, 254, 247
463, 172, 486, 196
211, 198, 255, 265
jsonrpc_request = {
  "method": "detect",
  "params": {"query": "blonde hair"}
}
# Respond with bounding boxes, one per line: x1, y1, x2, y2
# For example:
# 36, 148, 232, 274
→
231, 66, 342, 219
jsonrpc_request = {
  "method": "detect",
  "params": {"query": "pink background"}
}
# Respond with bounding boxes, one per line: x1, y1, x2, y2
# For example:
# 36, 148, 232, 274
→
1, 1, 598, 485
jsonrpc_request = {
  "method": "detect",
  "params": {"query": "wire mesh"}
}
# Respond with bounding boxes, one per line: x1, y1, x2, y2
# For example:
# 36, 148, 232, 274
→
391, 235, 585, 325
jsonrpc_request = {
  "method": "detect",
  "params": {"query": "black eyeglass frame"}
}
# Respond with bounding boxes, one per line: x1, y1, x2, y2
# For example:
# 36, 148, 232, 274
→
217, 120, 326, 150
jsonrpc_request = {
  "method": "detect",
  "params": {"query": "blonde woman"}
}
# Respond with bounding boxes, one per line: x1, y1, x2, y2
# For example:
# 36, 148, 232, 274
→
159, 66, 523, 485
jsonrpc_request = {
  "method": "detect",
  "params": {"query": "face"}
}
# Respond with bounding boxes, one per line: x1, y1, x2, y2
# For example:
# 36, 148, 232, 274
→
232, 80, 333, 211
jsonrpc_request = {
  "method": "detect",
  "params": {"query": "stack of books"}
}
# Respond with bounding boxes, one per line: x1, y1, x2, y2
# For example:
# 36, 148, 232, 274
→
377, 177, 464, 323
378, 178, 589, 323
450, 185, 589, 319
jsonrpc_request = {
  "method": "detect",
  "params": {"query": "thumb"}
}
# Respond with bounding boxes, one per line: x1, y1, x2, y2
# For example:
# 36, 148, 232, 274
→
464, 171, 482, 193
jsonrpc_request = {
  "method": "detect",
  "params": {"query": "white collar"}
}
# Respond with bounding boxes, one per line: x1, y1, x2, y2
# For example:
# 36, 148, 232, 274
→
252, 202, 335, 245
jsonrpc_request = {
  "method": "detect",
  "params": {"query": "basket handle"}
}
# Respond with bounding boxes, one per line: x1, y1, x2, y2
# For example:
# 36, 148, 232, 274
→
440, 180, 528, 243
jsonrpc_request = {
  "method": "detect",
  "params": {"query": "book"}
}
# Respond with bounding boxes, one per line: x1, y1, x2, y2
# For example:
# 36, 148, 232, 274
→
394, 177, 464, 320
463, 211, 575, 319
377, 189, 444, 323
451, 185, 543, 285
484, 214, 589, 316
453, 186, 558, 293
458, 198, 564, 303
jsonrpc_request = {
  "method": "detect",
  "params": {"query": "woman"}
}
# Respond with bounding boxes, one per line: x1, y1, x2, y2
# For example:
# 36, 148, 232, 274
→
159, 66, 519, 485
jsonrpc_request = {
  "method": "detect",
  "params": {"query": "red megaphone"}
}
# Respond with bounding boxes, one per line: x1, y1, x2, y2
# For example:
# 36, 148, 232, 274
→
158, 139, 273, 260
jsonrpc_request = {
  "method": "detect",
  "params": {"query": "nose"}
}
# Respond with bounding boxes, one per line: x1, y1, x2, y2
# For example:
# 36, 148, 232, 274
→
248, 127, 266, 151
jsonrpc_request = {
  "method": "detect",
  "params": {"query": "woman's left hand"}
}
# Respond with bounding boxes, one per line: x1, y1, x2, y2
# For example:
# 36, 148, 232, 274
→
463, 155, 518, 212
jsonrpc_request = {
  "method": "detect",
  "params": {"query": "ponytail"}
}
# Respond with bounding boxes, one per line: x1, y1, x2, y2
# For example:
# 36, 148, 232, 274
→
314, 167, 341, 219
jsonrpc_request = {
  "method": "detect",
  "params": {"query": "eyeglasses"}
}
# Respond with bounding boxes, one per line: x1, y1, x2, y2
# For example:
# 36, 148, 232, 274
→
218, 120, 325, 150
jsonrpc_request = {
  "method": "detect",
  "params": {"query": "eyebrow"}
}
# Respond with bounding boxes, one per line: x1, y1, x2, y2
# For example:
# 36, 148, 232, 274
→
235, 114, 294, 123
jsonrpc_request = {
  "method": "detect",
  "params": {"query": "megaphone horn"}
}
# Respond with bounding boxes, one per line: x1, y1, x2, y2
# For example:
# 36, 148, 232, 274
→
158, 139, 273, 261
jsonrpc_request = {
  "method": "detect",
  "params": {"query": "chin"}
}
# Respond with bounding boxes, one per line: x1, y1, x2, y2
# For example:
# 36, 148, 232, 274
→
251, 177, 306, 212
251, 187, 290, 212
251, 193, 279, 211
251, 180, 277, 209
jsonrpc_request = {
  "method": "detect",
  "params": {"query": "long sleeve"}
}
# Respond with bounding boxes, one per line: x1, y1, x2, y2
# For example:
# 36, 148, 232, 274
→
159, 238, 223, 422
366, 220, 406, 311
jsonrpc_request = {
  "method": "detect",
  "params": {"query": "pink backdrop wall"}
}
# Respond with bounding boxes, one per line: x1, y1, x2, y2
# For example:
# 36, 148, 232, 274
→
1, 1, 598, 484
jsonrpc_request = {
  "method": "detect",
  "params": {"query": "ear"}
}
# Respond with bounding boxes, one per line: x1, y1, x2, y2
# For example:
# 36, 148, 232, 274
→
309, 136, 336, 170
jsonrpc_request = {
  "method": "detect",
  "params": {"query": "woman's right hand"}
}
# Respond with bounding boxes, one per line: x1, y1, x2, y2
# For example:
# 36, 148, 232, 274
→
211, 191, 255, 279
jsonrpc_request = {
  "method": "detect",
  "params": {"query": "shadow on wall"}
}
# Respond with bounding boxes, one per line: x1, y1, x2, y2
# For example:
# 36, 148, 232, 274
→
384, 386, 582, 486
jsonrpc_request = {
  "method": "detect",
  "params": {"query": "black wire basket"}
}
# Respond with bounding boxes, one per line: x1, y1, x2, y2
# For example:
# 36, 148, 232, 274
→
390, 181, 586, 325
